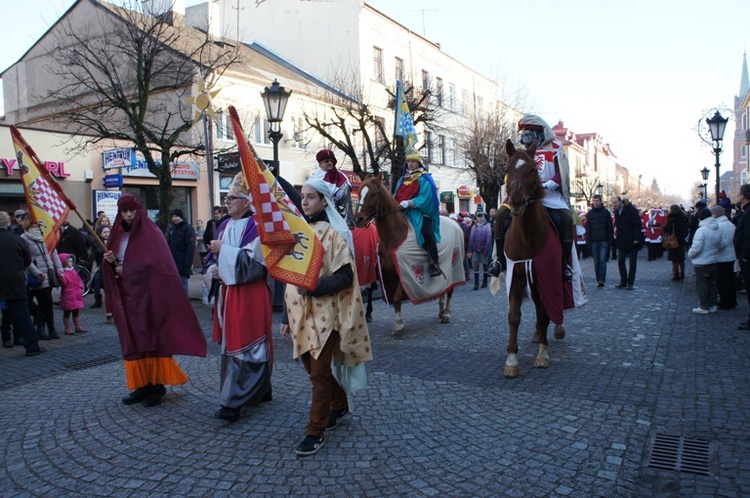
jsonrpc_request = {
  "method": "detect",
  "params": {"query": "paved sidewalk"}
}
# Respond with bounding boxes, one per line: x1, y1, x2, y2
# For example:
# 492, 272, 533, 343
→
1, 255, 749, 497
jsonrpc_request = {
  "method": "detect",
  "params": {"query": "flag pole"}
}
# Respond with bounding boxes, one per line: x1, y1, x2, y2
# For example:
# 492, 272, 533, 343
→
10, 126, 108, 254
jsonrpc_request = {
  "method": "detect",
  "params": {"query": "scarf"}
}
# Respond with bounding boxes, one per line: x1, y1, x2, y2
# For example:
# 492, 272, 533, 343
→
304, 178, 354, 253
26, 226, 44, 242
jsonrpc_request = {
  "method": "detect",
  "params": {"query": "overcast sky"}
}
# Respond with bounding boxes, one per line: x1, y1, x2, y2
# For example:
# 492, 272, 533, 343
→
2, 0, 749, 202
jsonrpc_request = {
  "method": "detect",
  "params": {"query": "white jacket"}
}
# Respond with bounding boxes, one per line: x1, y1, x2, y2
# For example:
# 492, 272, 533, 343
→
714, 215, 736, 263
688, 216, 721, 265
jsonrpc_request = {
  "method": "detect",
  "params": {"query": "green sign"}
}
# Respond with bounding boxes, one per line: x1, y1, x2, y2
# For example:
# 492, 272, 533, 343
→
440, 191, 454, 203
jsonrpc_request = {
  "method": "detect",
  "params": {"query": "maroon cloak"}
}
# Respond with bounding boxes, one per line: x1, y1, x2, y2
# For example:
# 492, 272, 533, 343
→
103, 196, 207, 361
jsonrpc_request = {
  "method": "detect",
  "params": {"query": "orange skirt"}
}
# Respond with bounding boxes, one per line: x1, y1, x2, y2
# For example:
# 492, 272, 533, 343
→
124, 357, 188, 390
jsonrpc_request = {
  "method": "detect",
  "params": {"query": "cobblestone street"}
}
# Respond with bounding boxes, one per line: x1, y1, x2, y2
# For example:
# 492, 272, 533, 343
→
1, 253, 749, 497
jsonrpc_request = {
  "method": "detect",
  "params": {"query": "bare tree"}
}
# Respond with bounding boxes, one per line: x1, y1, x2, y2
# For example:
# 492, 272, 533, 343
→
43, 1, 239, 229
459, 105, 518, 210
303, 75, 440, 189
572, 175, 607, 208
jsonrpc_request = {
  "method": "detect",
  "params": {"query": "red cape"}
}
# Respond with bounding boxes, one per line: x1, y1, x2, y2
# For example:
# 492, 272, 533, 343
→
103, 209, 207, 361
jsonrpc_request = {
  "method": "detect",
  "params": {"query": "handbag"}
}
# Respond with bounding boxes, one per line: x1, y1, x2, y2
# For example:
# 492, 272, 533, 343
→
662, 233, 679, 250
27, 272, 42, 288
47, 268, 61, 288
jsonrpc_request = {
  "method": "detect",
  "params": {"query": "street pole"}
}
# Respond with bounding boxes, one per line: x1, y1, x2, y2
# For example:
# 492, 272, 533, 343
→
713, 144, 721, 205
202, 111, 216, 213
269, 126, 282, 177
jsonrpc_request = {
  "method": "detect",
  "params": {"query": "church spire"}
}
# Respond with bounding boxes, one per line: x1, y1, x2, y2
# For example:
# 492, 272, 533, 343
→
739, 50, 749, 101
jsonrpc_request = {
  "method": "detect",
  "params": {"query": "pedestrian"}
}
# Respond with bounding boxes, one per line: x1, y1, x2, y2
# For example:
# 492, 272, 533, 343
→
468, 210, 492, 290
711, 205, 737, 310
90, 225, 110, 312
688, 207, 721, 314
688, 200, 709, 246
56, 213, 88, 268
718, 190, 732, 219
57, 253, 87, 335
203, 205, 227, 250
734, 184, 750, 330
103, 193, 207, 407
0, 211, 45, 356
10, 210, 26, 235
21, 216, 64, 340
194, 219, 207, 260
585, 194, 614, 287
458, 212, 471, 279
664, 204, 688, 281
311, 148, 354, 229
166, 208, 196, 293
280, 178, 372, 457
205, 173, 273, 422
644, 207, 665, 261
611, 196, 643, 290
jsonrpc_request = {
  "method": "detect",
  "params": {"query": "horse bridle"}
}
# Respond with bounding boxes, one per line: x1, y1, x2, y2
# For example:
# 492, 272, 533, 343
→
506, 178, 537, 210
357, 188, 401, 223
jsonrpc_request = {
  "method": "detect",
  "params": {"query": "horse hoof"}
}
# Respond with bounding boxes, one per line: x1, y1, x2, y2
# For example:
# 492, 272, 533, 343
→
503, 365, 519, 378
531, 333, 541, 343
392, 327, 404, 338
554, 324, 566, 340
534, 358, 550, 368
440, 315, 450, 323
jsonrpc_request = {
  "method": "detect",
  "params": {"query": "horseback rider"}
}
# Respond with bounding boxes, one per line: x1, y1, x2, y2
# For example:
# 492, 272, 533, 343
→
311, 148, 355, 229
395, 153, 442, 277
489, 114, 574, 281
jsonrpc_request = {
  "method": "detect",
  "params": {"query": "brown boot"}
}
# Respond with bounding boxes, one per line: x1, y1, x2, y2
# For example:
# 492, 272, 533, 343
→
671, 262, 679, 281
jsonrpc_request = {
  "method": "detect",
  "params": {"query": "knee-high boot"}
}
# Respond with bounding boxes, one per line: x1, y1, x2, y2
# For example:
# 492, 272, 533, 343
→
671, 262, 679, 281
473, 272, 479, 290
678, 262, 685, 280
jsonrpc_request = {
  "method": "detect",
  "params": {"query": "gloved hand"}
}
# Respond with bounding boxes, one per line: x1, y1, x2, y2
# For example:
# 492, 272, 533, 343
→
399, 200, 410, 209
542, 180, 558, 190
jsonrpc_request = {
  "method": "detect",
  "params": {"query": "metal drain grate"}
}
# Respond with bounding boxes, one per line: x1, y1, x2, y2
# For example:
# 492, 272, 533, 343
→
647, 434, 712, 476
64, 354, 120, 371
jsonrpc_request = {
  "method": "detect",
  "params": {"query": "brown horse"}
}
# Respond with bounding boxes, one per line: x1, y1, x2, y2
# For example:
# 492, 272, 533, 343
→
354, 175, 465, 337
502, 139, 565, 377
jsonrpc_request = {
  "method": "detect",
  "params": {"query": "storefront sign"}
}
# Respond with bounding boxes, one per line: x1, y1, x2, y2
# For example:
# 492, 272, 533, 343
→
122, 156, 200, 180
1, 157, 71, 178
104, 174, 124, 188
216, 152, 240, 172
102, 148, 136, 170
440, 191, 454, 203
457, 185, 472, 198
92, 190, 122, 221
339, 170, 363, 189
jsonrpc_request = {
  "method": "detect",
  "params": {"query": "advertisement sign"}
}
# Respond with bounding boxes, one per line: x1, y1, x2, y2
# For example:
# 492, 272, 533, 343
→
104, 174, 123, 188
122, 156, 200, 180
92, 190, 122, 221
103, 148, 136, 170
440, 191, 454, 203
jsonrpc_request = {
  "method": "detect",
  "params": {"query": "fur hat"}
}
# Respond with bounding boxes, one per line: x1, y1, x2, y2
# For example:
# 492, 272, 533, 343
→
316, 148, 337, 165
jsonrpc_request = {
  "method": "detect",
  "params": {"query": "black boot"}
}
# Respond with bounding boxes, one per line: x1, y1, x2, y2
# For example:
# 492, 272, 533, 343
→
473, 273, 479, 290
90, 295, 103, 309
37, 322, 50, 341
562, 240, 573, 282
481, 273, 488, 288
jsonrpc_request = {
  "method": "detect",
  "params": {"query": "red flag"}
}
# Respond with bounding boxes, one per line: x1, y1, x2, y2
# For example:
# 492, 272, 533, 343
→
11, 126, 74, 254
228, 106, 324, 290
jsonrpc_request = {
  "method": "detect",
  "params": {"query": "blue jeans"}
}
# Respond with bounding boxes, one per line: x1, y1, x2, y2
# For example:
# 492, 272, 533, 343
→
590, 241, 609, 283
181, 276, 189, 294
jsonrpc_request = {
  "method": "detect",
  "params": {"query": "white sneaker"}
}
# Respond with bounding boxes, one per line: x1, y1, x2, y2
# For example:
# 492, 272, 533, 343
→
708, 306, 718, 313
692, 307, 709, 315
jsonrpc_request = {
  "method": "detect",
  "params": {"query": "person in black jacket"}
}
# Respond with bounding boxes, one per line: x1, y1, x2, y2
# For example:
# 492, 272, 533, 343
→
733, 184, 750, 330
167, 209, 196, 294
57, 214, 88, 266
611, 196, 644, 290
0, 211, 45, 356
203, 206, 228, 250
585, 194, 614, 287
664, 204, 689, 281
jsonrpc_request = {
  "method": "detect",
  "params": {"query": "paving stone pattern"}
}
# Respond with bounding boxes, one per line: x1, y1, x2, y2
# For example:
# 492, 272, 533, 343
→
1, 254, 749, 497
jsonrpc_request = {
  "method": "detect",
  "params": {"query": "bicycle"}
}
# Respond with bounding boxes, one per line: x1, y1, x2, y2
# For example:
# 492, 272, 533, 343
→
77, 264, 93, 297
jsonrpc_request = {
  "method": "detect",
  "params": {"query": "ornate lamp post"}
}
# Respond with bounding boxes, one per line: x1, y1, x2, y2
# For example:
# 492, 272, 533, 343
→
706, 111, 728, 204
700, 166, 710, 201
261, 79, 292, 176
596, 183, 603, 196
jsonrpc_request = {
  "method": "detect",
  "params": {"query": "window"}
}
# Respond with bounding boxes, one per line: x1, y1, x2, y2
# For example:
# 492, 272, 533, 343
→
425, 130, 434, 164
476, 96, 484, 117
394, 57, 404, 83
435, 77, 443, 107
253, 113, 271, 145
421, 70, 431, 91
374, 116, 386, 149
215, 108, 234, 141
448, 83, 456, 112
290, 116, 306, 150
373, 46, 384, 84
435, 135, 445, 164
461, 89, 469, 115
445, 138, 456, 166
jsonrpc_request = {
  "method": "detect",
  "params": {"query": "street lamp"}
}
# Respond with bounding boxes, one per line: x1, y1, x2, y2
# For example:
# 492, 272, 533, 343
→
706, 110, 728, 204
700, 166, 710, 200
261, 79, 292, 176
596, 183, 603, 196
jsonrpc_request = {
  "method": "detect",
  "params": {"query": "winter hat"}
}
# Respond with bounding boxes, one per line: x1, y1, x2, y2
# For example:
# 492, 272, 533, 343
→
316, 148, 337, 165
405, 153, 423, 164
171, 208, 184, 219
